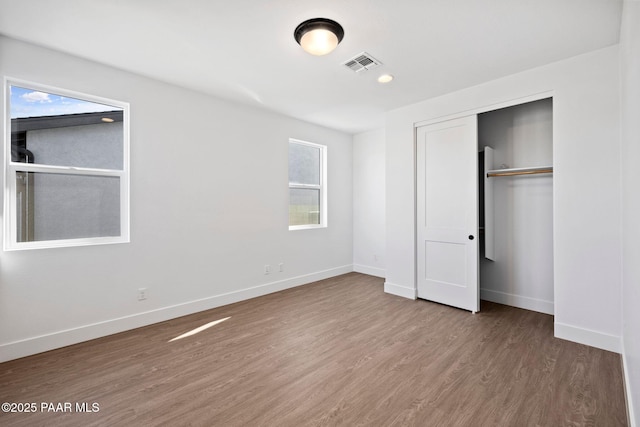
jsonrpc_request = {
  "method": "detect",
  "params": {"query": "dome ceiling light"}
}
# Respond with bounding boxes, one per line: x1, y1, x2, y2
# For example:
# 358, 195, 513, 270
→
294, 18, 344, 56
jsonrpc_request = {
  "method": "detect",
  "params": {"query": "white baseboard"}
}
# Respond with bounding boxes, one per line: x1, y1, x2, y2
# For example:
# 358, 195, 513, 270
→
554, 321, 622, 353
384, 281, 416, 300
480, 288, 554, 315
0, 265, 354, 363
622, 344, 637, 427
353, 264, 385, 278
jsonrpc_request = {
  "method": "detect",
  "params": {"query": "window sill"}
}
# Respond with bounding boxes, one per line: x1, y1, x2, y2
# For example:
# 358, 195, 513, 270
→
288, 224, 327, 231
4, 236, 129, 251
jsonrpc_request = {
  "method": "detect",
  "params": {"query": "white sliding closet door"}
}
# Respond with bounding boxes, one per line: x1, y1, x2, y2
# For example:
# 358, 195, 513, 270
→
416, 116, 479, 312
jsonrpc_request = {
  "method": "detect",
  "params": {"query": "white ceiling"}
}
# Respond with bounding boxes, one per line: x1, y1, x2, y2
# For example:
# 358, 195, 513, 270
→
0, 0, 623, 134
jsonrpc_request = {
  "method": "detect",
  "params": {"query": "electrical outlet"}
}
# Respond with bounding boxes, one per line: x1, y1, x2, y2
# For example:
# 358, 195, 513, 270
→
264, 265, 271, 275
138, 288, 147, 301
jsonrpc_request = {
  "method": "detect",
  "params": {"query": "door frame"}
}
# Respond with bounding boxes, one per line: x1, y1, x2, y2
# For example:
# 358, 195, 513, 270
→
413, 91, 555, 307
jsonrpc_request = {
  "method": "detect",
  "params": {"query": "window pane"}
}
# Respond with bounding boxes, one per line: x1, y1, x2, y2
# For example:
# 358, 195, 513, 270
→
15, 171, 121, 242
10, 85, 124, 170
289, 143, 320, 185
289, 188, 320, 226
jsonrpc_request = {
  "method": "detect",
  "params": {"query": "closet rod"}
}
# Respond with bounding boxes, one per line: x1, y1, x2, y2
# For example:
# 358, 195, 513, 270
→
487, 166, 553, 178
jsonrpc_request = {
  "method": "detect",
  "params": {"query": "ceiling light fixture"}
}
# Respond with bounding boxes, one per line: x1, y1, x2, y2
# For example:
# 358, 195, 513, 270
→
101, 117, 115, 123
378, 74, 394, 83
294, 18, 344, 56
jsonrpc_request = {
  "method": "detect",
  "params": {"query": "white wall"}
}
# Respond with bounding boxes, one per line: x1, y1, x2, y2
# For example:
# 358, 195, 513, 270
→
621, 1, 640, 425
385, 45, 622, 352
479, 99, 554, 315
0, 36, 354, 362
353, 128, 385, 278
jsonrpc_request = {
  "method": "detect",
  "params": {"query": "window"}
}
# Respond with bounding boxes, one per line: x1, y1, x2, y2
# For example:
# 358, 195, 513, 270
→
4, 79, 129, 250
288, 139, 327, 230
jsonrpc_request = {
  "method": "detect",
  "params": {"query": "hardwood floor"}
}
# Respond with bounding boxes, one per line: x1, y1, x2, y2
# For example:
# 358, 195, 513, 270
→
0, 273, 627, 426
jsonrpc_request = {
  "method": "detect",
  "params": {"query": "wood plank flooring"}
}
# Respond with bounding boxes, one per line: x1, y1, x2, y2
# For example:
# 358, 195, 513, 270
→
0, 273, 628, 426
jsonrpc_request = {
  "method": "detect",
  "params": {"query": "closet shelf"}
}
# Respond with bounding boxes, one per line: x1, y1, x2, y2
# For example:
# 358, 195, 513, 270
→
487, 166, 553, 178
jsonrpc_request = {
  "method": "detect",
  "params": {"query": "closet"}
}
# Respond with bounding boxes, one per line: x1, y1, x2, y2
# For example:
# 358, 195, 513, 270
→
416, 97, 553, 314
478, 98, 554, 314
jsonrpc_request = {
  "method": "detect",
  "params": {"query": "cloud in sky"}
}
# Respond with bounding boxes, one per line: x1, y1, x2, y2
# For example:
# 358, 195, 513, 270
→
10, 85, 121, 118
20, 91, 52, 103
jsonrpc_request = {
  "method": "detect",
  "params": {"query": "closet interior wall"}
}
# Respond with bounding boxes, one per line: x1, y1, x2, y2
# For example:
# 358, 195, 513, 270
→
478, 98, 554, 315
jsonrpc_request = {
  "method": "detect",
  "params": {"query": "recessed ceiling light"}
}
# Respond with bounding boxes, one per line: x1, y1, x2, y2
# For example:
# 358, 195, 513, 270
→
294, 18, 344, 56
101, 117, 114, 123
378, 74, 394, 83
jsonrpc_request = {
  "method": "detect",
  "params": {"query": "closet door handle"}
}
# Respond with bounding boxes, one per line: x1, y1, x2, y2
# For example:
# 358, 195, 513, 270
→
468, 235, 475, 240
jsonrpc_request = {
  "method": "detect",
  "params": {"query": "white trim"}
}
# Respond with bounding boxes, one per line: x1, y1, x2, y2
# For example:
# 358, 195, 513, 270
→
410, 92, 556, 318
289, 223, 326, 231
7, 163, 124, 175
288, 138, 328, 230
353, 264, 385, 278
3, 79, 10, 249
554, 321, 622, 353
3, 77, 130, 251
384, 281, 417, 299
414, 90, 555, 129
5, 235, 129, 251
622, 348, 637, 427
0, 265, 353, 363
480, 288, 554, 315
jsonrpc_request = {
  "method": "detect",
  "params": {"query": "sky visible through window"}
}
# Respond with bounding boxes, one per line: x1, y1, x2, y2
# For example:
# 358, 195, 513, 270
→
10, 85, 119, 119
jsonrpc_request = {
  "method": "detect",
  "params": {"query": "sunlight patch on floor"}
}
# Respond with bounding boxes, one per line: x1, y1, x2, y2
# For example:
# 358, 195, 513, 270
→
168, 317, 231, 342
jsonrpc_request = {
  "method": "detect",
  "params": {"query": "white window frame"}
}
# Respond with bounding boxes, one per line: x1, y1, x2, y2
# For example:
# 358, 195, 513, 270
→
288, 138, 327, 231
3, 78, 130, 250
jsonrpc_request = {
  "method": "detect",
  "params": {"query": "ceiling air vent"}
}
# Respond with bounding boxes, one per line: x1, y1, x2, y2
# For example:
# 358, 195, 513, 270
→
343, 52, 382, 73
